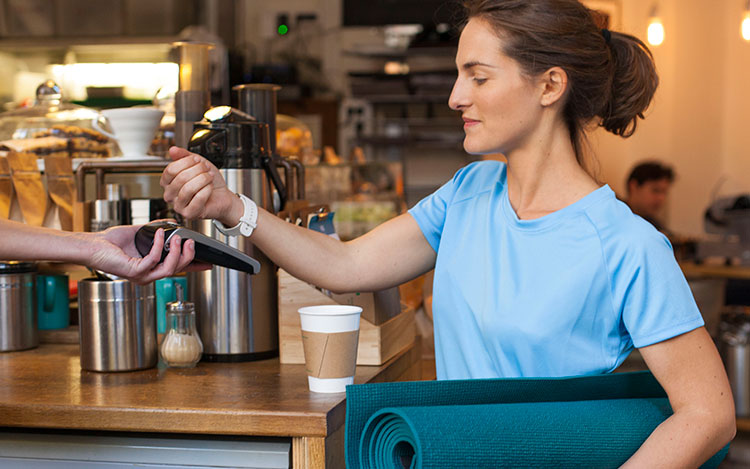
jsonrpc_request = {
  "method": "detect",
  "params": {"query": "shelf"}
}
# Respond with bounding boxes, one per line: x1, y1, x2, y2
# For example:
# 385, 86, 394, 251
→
0, 35, 179, 50
344, 45, 456, 58
350, 94, 450, 104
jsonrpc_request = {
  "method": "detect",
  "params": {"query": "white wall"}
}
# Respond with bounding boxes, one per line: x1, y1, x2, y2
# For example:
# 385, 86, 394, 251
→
592, 0, 750, 236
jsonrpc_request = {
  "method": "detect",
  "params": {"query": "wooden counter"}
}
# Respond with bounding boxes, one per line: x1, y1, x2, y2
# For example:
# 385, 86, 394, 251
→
0, 340, 421, 468
680, 261, 750, 280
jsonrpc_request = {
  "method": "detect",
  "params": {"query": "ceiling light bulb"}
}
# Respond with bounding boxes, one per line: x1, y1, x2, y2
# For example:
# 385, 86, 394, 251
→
647, 18, 665, 46
742, 12, 750, 41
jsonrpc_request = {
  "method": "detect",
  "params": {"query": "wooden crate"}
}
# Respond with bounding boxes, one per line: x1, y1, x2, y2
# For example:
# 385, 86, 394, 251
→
278, 269, 416, 366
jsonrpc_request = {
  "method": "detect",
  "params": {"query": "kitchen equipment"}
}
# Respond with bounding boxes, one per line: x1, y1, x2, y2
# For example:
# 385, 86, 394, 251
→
718, 311, 750, 417
174, 42, 213, 148
234, 84, 281, 152
0, 261, 38, 352
125, 198, 169, 225
92, 107, 165, 158
697, 194, 750, 265
160, 283, 203, 368
78, 278, 156, 372
149, 87, 177, 157
88, 183, 125, 232
183, 92, 292, 361
134, 221, 261, 274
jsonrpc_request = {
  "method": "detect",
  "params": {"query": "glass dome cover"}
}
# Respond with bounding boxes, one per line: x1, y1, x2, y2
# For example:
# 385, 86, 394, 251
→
0, 80, 115, 157
276, 113, 316, 164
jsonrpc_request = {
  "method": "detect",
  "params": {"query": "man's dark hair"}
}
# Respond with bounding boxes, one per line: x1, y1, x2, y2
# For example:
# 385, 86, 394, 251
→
626, 161, 675, 188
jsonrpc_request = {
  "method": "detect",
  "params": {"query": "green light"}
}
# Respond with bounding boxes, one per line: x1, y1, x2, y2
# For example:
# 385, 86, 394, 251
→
277, 24, 289, 35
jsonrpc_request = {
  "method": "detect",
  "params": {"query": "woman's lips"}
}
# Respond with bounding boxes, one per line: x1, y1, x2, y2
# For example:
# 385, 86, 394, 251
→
462, 117, 480, 129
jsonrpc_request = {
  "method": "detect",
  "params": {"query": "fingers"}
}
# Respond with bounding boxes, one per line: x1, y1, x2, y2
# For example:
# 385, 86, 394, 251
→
131, 233, 183, 284
161, 153, 205, 190
175, 239, 197, 273
138, 228, 165, 270
164, 163, 213, 208
176, 183, 214, 220
168, 146, 194, 161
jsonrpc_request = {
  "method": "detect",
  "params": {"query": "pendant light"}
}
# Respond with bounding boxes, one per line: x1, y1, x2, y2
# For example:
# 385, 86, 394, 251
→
647, 3, 665, 46
742, 0, 750, 41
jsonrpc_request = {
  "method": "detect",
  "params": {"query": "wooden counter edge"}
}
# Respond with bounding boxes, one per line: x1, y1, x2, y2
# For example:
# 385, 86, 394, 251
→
0, 338, 421, 439
680, 261, 750, 280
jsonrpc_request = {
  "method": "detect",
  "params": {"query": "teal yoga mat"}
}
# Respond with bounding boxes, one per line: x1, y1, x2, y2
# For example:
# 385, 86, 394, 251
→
345, 371, 728, 468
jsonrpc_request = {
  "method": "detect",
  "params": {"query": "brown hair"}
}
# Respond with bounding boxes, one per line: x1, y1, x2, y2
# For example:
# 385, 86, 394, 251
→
461, 0, 659, 163
626, 161, 675, 189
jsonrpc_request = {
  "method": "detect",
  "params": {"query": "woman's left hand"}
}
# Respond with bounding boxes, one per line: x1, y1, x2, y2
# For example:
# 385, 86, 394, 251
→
87, 224, 199, 284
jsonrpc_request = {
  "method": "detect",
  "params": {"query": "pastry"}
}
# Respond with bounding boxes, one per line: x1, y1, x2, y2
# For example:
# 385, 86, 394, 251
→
0, 136, 69, 159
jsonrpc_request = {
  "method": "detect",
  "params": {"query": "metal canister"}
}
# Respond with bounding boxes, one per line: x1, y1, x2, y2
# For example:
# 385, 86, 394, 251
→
188, 167, 278, 361
0, 262, 38, 352
718, 311, 750, 416
78, 279, 156, 372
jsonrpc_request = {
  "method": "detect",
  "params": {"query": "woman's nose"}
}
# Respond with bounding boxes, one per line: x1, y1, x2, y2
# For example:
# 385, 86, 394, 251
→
448, 79, 467, 111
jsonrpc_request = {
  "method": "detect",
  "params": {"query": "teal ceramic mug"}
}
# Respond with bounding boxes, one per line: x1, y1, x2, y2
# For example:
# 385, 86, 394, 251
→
37, 274, 70, 330
155, 276, 188, 334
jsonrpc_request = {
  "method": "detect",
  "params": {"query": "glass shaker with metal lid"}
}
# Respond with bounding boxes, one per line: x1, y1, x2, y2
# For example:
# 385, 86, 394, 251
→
160, 283, 203, 368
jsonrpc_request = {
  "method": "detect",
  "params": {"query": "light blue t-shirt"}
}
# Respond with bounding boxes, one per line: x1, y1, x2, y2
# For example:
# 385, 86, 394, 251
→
409, 161, 703, 380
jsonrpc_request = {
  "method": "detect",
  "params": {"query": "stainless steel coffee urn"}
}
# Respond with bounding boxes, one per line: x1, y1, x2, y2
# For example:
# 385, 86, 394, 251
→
186, 86, 287, 361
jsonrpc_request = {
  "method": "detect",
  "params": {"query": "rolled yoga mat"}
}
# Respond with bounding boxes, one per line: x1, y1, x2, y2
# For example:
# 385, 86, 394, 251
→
345, 371, 729, 468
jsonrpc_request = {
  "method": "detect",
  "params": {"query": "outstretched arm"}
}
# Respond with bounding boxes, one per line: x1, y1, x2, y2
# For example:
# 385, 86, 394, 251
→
161, 146, 436, 292
623, 327, 735, 468
0, 219, 196, 284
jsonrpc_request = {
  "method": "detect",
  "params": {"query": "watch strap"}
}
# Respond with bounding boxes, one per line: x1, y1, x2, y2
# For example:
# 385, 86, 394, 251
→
213, 193, 258, 237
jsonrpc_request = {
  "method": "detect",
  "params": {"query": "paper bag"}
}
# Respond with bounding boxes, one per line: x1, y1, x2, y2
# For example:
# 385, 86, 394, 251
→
7, 151, 47, 226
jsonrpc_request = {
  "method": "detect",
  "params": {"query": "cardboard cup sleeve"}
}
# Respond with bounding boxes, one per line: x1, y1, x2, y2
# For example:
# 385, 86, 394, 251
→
302, 330, 360, 379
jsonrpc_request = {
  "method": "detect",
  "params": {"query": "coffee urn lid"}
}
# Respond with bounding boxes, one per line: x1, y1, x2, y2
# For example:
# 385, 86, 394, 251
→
0, 261, 37, 274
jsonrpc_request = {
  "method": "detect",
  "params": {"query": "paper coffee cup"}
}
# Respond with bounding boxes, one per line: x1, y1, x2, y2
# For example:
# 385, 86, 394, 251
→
298, 305, 362, 393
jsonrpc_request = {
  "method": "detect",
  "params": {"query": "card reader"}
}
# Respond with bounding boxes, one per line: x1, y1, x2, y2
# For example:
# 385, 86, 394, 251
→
135, 221, 261, 275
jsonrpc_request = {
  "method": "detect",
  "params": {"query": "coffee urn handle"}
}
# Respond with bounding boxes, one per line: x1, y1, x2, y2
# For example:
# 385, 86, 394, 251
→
263, 155, 288, 212
276, 158, 295, 202
289, 158, 305, 200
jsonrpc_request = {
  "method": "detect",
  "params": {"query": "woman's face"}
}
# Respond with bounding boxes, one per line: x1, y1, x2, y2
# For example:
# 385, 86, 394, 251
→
449, 18, 544, 155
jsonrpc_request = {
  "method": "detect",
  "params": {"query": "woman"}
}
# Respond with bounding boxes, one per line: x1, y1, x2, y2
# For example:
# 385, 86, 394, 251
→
161, 0, 735, 465
0, 219, 195, 284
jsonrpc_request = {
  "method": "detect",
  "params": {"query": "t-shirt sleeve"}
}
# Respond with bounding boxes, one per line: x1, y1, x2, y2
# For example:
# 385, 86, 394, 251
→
407, 165, 472, 252
614, 228, 704, 348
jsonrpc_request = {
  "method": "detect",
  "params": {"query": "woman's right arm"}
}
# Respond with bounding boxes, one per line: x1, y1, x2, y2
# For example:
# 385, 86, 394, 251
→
161, 147, 436, 293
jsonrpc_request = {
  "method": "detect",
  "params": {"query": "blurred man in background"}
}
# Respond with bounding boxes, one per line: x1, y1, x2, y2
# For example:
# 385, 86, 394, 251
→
625, 161, 675, 234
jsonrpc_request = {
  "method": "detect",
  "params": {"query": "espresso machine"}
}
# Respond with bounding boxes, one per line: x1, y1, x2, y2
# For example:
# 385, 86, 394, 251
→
186, 85, 288, 361
696, 194, 750, 266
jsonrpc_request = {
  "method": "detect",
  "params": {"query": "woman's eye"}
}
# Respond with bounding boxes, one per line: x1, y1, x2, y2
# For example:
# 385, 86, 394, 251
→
473, 77, 487, 85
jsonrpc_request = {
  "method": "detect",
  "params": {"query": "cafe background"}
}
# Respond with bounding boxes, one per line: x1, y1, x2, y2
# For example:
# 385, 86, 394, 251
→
1, 0, 750, 467
0, 0, 747, 233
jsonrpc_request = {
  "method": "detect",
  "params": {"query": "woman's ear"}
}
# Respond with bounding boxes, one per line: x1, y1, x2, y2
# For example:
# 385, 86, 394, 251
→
539, 66, 568, 107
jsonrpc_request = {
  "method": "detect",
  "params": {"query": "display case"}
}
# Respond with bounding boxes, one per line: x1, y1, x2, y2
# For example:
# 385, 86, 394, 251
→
0, 80, 114, 160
